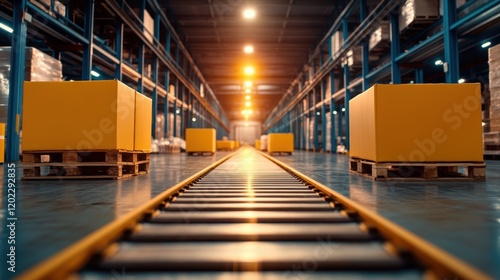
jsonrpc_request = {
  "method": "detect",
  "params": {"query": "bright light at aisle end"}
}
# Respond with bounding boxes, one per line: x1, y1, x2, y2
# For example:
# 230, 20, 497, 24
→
244, 66, 255, 75
91, 70, 100, 77
435, 60, 444, 66
243, 8, 256, 19
244, 45, 254, 53
245, 95, 251, 101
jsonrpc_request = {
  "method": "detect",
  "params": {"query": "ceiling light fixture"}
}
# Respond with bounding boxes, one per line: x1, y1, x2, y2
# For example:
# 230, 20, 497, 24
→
91, 70, 100, 77
244, 66, 255, 75
245, 95, 251, 101
481, 42, 491, 48
245, 89, 251, 93
0, 22, 13, 33
435, 59, 444, 66
244, 45, 254, 53
244, 81, 252, 87
245, 101, 251, 107
243, 8, 256, 19
458, 78, 466, 84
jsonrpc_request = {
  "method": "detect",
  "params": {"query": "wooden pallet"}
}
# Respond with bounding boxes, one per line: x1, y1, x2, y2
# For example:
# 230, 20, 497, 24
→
349, 158, 486, 181
22, 150, 150, 180
269, 152, 293, 156
187, 151, 215, 156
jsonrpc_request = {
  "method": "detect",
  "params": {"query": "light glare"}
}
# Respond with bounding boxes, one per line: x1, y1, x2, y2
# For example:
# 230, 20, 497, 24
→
243, 8, 256, 19
0, 22, 13, 33
244, 45, 254, 53
481, 42, 491, 48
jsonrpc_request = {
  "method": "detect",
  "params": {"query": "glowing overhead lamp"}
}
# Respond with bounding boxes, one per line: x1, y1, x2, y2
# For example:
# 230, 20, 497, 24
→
0, 22, 13, 33
435, 59, 444, 66
245, 95, 251, 101
244, 45, 254, 53
245, 101, 251, 107
244, 66, 255, 75
245, 88, 251, 94
242, 109, 253, 115
244, 81, 252, 87
458, 78, 466, 84
192, 117, 197, 122
481, 42, 491, 48
243, 8, 256, 19
91, 70, 100, 77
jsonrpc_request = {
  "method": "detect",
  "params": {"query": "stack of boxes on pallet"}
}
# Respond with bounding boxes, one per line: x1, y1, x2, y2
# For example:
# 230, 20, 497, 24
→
349, 84, 485, 180
185, 128, 216, 156
22, 80, 152, 179
485, 44, 500, 157
267, 133, 294, 155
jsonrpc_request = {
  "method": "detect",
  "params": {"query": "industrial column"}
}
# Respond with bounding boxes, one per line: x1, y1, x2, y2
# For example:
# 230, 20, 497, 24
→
6, 0, 27, 161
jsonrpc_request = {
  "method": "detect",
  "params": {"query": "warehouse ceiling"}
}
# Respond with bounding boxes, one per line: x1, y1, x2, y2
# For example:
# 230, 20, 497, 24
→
164, 0, 343, 122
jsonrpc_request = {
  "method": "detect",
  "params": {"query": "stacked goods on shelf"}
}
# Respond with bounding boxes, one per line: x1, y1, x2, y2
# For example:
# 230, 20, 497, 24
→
349, 84, 485, 180
369, 21, 390, 51
484, 44, 500, 158
330, 31, 343, 58
22, 80, 151, 179
0, 47, 62, 124
489, 44, 500, 132
29, 0, 66, 17
399, 0, 439, 32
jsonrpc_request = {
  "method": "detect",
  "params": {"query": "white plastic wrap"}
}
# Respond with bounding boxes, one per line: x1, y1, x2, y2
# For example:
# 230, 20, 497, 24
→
0, 47, 62, 124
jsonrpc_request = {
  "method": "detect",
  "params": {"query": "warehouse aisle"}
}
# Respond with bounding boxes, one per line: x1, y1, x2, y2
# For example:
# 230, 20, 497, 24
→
1, 149, 499, 278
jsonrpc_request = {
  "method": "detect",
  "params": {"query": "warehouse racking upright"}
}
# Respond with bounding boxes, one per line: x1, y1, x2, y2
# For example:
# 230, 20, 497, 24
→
0, 0, 230, 161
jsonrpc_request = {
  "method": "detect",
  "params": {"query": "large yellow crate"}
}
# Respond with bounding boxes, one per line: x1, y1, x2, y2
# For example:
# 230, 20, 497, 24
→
349, 84, 483, 162
268, 133, 294, 153
0, 123, 4, 163
216, 140, 234, 151
135, 91, 152, 152
185, 128, 216, 153
23, 80, 135, 151
255, 139, 261, 150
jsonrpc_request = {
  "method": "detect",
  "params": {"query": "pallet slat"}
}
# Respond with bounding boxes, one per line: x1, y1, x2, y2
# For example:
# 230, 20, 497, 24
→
22, 150, 150, 180
349, 158, 486, 181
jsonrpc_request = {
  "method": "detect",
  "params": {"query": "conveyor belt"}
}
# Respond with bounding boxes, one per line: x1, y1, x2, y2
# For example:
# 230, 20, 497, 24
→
18, 147, 491, 280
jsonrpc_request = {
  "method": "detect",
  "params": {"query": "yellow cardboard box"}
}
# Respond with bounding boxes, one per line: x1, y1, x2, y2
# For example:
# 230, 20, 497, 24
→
349, 84, 483, 162
268, 133, 294, 153
255, 139, 261, 150
135, 91, 152, 152
216, 140, 234, 151
23, 80, 135, 151
186, 128, 216, 153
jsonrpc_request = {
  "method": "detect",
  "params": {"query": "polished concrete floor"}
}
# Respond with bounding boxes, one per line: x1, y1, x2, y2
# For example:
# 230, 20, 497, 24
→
1, 148, 499, 279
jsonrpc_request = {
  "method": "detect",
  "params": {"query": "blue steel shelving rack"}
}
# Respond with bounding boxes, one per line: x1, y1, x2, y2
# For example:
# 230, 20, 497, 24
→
263, 0, 500, 152
1, 0, 230, 161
